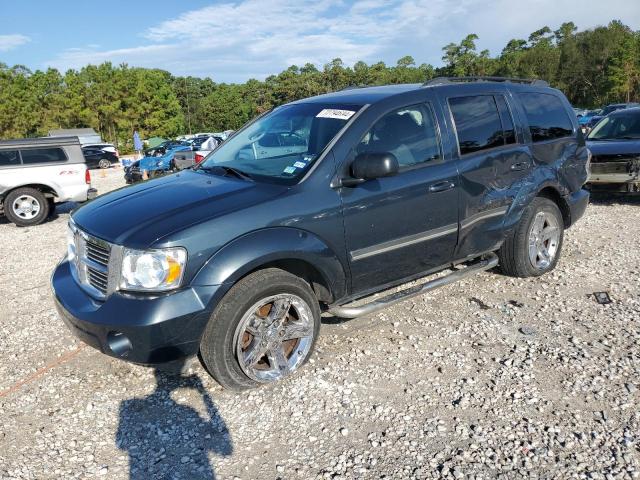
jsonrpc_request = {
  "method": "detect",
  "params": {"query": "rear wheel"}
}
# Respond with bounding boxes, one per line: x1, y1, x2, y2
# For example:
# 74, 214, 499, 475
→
4, 187, 50, 227
98, 159, 111, 169
199, 268, 321, 390
498, 197, 564, 277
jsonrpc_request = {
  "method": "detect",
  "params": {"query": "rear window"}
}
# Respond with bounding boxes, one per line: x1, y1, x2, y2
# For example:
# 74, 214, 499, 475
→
0, 150, 20, 167
518, 93, 573, 142
449, 95, 504, 155
20, 147, 67, 165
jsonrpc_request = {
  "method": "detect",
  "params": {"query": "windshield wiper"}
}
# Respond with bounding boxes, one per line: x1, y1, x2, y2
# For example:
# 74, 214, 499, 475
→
199, 165, 253, 181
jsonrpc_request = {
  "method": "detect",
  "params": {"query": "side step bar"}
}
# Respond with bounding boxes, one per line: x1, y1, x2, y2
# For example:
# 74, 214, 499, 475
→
327, 253, 499, 319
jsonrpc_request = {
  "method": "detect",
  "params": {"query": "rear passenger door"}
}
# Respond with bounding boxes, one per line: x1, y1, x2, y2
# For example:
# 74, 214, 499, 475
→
444, 92, 533, 258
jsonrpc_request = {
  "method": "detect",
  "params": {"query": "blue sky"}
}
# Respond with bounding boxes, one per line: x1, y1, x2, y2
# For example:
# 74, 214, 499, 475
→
1, 0, 640, 83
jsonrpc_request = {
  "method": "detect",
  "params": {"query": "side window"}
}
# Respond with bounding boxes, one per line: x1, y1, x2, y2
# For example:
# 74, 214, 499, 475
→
449, 95, 504, 155
518, 92, 574, 142
20, 147, 68, 165
495, 95, 516, 145
357, 104, 441, 169
0, 150, 20, 167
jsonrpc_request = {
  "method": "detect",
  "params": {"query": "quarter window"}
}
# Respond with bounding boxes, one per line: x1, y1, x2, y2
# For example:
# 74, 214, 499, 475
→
518, 92, 574, 142
449, 95, 504, 155
357, 104, 441, 169
19, 147, 67, 165
0, 150, 20, 167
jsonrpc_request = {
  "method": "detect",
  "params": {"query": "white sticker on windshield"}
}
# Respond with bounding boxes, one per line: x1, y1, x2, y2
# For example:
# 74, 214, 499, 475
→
316, 109, 356, 120
293, 161, 307, 168
283, 166, 296, 174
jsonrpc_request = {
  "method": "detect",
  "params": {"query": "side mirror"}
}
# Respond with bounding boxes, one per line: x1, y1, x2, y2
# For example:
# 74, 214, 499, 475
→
344, 152, 398, 186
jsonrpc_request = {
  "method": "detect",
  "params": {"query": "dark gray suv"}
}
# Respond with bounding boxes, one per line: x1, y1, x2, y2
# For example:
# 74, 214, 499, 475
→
52, 77, 590, 390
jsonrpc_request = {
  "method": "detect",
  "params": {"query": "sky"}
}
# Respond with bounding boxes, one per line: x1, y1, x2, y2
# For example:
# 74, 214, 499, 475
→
1, 0, 640, 83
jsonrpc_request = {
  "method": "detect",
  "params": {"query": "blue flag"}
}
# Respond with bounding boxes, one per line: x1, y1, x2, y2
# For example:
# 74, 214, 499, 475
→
133, 131, 143, 151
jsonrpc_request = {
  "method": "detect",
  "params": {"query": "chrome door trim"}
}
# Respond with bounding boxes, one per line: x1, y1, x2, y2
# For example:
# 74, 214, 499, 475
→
460, 206, 509, 230
350, 223, 458, 261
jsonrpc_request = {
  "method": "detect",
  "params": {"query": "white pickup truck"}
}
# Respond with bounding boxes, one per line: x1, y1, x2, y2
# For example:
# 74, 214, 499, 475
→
0, 136, 97, 226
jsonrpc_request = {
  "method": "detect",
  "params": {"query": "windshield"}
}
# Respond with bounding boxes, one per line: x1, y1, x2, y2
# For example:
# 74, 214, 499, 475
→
198, 103, 361, 184
588, 112, 640, 140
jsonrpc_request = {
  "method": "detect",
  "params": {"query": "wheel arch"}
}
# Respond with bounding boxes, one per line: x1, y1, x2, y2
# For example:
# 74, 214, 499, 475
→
2, 183, 59, 201
192, 227, 348, 306
536, 185, 571, 228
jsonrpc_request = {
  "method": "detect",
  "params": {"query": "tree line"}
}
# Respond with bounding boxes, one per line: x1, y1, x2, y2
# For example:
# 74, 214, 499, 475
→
1, 20, 638, 151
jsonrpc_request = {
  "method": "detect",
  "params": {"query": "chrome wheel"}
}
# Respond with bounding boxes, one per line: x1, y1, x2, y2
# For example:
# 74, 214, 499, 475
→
234, 294, 315, 383
528, 211, 560, 270
12, 195, 41, 220
98, 159, 110, 169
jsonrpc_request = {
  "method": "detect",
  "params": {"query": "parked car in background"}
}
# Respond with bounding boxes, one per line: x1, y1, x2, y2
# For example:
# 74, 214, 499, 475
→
578, 109, 602, 128
174, 136, 223, 170
53, 77, 589, 390
82, 146, 119, 169
586, 107, 640, 193
144, 140, 190, 157
1, 136, 96, 226
124, 145, 191, 183
587, 103, 640, 131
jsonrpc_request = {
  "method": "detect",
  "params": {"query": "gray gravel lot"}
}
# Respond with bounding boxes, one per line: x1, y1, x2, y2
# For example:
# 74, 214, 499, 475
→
1, 166, 639, 479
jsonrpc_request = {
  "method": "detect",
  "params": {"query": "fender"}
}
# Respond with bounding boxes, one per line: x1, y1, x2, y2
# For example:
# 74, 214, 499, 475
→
191, 227, 348, 301
503, 165, 567, 234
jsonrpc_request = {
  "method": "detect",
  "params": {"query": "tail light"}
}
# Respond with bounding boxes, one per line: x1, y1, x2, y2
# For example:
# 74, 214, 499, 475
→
194, 154, 204, 164
85, 169, 91, 184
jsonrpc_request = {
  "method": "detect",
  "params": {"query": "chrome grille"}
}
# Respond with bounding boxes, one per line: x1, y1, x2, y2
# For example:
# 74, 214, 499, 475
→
86, 239, 110, 267
69, 223, 119, 299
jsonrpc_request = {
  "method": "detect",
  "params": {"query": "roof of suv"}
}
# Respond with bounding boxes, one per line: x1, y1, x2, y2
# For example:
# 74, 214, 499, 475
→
293, 78, 553, 106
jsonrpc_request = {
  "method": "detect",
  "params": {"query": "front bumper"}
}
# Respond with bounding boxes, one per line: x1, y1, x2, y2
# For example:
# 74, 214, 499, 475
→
565, 188, 589, 227
52, 259, 220, 364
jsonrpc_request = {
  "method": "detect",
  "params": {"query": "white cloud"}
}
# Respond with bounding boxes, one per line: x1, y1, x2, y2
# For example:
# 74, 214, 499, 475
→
45, 0, 640, 82
0, 34, 30, 52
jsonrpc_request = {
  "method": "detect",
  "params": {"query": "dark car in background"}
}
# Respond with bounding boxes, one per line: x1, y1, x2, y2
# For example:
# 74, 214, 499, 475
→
82, 146, 119, 169
586, 102, 640, 131
52, 77, 589, 390
587, 107, 640, 193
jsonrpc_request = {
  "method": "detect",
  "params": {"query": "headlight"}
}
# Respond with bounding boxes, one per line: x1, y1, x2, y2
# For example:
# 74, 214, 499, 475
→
120, 247, 187, 292
67, 220, 77, 261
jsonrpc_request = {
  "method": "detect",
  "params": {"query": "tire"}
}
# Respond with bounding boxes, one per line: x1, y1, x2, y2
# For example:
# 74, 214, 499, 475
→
200, 268, 321, 390
3, 187, 50, 227
498, 197, 564, 278
98, 159, 111, 169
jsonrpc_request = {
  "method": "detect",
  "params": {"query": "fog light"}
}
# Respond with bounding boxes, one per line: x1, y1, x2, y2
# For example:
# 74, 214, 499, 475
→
107, 331, 132, 358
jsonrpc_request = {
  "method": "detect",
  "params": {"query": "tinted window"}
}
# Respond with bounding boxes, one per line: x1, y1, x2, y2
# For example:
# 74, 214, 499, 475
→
0, 150, 20, 167
20, 147, 67, 164
357, 104, 441, 168
450, 95, 504, 155
518, 93, 573, 142
495, 95, 516, 145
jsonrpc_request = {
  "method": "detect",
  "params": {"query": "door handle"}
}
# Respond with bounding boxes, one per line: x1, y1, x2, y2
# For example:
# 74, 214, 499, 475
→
428, 180, 455, 193
510, 161, 530, 171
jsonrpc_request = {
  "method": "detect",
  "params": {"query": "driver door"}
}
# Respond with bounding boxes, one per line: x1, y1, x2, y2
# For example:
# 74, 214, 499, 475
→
339, 102, 460, 294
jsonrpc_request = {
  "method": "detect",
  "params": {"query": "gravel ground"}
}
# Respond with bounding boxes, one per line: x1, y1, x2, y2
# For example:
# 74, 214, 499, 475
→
0, 167, 639, 479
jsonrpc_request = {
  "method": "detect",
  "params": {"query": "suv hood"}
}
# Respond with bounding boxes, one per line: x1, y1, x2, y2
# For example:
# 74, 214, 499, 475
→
587, 139, 640, 159
72, 170, 287, 247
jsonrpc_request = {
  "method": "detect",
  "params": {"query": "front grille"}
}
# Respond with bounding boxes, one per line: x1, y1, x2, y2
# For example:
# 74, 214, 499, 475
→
70, 225, 114, 299
87, 266, 108, 294
86, 239, 110, 267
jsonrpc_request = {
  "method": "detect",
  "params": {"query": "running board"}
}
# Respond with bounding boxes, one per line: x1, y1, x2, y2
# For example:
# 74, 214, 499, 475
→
327, 253, 499, 318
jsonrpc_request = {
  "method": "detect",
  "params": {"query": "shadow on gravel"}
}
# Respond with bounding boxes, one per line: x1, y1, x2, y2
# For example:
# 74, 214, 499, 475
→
116, 360, 233, 479
588, 192, 640, 206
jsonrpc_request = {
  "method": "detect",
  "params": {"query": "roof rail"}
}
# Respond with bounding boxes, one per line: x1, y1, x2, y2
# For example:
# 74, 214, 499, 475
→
423, 76, 549, 87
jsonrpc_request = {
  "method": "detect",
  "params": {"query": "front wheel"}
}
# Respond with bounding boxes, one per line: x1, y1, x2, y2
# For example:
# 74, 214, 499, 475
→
199, 268, 321, 390
498, 197, 564, 277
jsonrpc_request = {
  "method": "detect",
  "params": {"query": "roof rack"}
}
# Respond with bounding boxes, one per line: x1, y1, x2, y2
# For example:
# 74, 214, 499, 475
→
423, 76, 549, 87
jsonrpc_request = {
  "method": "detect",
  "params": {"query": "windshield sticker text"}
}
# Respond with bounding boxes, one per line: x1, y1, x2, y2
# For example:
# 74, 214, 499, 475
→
316, 109, 356, 120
